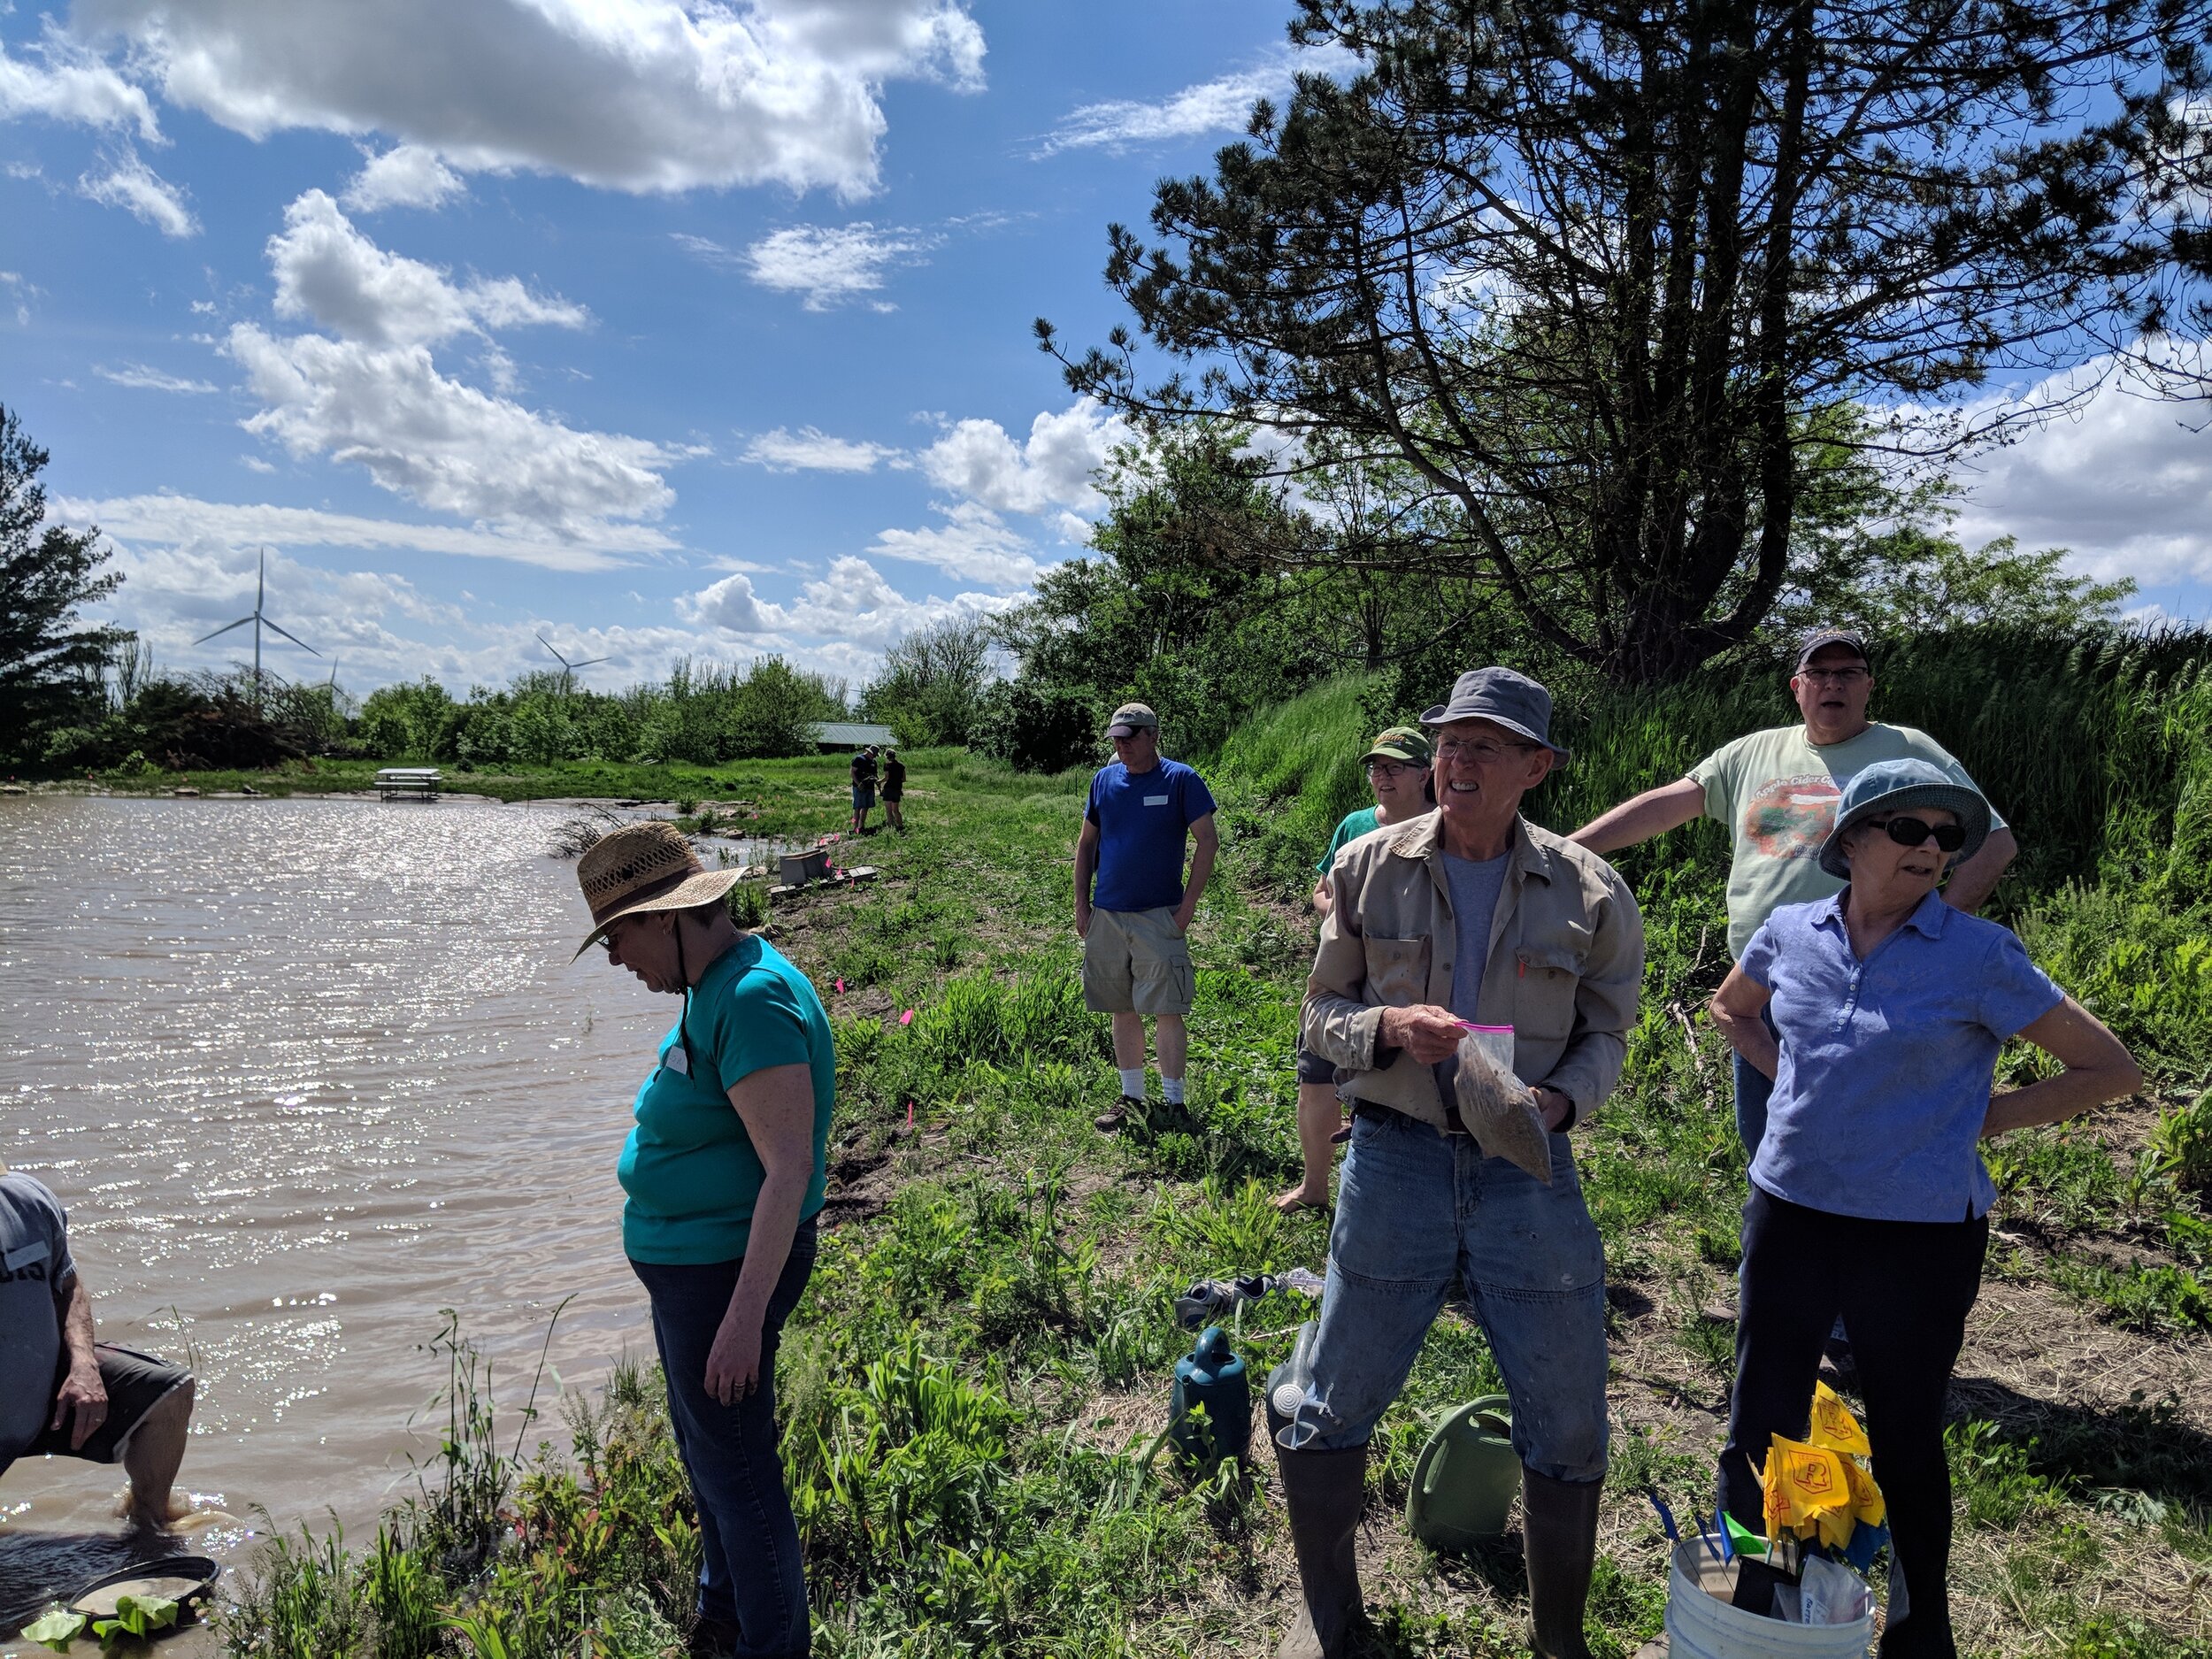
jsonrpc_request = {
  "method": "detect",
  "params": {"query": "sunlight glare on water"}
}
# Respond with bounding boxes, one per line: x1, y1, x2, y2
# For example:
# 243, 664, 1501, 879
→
0, 795, 677, 1554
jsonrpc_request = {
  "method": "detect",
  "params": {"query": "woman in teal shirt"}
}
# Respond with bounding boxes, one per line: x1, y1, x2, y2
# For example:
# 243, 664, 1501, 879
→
1275, 725, 1434, 1212
574, 822, 836, 1659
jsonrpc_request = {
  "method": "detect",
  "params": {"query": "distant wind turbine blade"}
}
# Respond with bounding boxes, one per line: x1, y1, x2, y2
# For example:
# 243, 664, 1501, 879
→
569, 656, 610, 669
260, 618, 321, 655
193, 615, 257, 645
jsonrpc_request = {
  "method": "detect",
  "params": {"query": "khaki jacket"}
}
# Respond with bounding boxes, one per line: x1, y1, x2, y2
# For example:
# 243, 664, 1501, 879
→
1301, 812, 1645, 1130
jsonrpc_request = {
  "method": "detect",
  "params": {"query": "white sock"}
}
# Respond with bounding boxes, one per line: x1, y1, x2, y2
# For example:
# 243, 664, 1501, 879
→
1118, 1068, 1145, 1099
1163, 1076, 1186, 1105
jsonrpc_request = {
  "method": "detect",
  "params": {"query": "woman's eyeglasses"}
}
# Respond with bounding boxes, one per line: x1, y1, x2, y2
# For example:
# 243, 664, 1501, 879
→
1870, 815, 1966, 852
1365, 759, 1420, 779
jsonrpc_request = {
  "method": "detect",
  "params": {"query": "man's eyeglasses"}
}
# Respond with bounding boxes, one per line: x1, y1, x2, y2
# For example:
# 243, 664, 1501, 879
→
1435, 738, 1538, 763
1364, 759, 1420, 779
1867, 815, 1966, 852
1799, 667, 1870, 686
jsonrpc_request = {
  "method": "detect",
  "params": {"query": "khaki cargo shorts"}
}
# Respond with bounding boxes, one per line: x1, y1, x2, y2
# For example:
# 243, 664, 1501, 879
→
1083, 906, 1194, 1016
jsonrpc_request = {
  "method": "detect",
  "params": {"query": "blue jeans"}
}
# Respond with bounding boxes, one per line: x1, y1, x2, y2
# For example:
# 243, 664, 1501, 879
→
1288, 1109, 1610, 1482
630, 1219, 818, 1658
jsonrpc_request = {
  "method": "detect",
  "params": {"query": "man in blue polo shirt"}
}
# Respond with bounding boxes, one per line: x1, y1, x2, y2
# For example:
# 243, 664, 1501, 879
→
1073, 703, 1219, 1131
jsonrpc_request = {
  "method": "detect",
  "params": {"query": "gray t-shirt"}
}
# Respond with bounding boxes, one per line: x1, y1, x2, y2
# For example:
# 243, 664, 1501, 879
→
0, 1173, 73, 1463
1432, 851, 1511, 1104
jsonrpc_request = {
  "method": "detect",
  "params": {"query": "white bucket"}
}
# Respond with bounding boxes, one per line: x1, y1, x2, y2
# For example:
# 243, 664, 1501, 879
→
1663, 1541, 1874, 1657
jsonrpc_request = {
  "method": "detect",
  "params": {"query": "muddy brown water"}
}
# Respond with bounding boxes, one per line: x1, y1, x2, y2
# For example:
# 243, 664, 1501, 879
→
0, 795, 737, 1636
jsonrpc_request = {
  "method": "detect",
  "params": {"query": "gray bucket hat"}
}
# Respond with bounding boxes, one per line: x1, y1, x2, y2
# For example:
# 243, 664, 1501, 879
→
1420, 668, 1571, 765
1816, 757, 1992, 879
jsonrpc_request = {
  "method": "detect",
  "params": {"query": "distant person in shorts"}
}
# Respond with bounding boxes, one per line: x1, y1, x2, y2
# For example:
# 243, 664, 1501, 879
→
0, 1169, 196, 1530
1073, 703, 1219, 1133
1570, 627, 2018, 1158
880, 747, 907, 834
1274, 725, 1435, 1214
849, 746, 877, 835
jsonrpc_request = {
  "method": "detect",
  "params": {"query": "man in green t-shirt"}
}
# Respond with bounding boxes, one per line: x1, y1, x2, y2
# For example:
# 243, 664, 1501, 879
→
1273, 725, 1433, 1213
1570, 628, 2017, 1156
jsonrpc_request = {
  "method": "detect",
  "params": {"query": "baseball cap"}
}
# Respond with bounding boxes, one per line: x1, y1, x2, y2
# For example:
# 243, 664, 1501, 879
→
1104, 703, 1159, 738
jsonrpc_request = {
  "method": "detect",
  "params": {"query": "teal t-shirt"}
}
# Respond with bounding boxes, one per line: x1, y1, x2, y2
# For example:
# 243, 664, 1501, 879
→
1317, 806, 1383, 874
618, 935, 836, 1264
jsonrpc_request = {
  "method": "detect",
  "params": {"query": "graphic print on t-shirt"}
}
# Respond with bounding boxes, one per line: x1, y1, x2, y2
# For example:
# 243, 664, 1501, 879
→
1742, 772, 1845, 862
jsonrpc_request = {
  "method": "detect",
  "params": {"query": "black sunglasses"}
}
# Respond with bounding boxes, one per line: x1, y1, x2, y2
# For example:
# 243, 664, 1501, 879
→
1870, 814, 1966, 853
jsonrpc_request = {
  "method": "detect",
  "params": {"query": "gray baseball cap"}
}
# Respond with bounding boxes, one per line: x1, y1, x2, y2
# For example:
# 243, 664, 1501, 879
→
1419, 667, 1571, 765
1796, 627, 1870, 672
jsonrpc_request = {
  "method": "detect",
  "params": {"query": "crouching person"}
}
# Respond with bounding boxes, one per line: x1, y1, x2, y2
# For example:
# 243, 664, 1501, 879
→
1285, 668, 1644, 1659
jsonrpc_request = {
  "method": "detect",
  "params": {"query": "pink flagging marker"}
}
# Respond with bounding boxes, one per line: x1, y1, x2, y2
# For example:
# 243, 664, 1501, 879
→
899, 1008, 915, 1025
834, 978, 845, 995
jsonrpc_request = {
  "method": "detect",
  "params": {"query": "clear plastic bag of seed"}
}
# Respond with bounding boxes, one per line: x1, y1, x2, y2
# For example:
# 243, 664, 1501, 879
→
1452, 1024, 1553, 1184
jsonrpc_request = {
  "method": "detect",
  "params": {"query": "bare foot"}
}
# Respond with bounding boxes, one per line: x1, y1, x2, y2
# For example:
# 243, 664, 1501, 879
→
1272, 1183, 1330, 1214
113, 1488, 203, 1532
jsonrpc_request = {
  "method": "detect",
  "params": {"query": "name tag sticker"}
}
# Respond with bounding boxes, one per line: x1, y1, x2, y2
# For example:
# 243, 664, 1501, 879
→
1143, 795, 1169, 806
4, 1240, 50, 1273
663, 1048, 690, 1077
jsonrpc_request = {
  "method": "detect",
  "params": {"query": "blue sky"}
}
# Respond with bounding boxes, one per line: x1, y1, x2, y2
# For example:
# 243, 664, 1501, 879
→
4, 1, 2208, 702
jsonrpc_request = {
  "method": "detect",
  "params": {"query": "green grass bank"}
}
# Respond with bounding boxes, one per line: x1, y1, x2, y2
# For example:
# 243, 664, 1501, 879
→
165, 634, 2212, 1658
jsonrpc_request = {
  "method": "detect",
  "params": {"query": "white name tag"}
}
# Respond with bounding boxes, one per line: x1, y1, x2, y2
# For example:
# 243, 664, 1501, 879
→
4, 1240, 50, 1272
1143, 795, 1169, 806
662, 1047, 690, 1077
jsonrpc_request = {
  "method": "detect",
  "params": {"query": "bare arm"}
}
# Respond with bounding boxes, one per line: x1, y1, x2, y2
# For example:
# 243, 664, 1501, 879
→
1174, 814, 1220, 933
1981, 996, 2141, 1139
1943, 826, 2016, 914
703, 1062, 819, 1406
1311, 873, 1333, 918
1709, 964, 1778, 1081
1072, 818, 1100, 937
50, 1267, 107, 1450
1570, 778, 1706, 855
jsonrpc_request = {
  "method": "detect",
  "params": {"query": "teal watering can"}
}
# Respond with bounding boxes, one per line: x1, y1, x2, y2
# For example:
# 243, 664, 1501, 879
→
1406, 1394, 1521, 1550
1168, 1325, 1250, 1470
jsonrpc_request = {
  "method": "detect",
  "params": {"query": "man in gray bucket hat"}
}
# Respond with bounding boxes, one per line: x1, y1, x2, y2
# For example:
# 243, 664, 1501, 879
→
1279, 666, 1645, 1659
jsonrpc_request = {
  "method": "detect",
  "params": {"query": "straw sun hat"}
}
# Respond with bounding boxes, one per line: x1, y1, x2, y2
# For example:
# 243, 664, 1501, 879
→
572, 820, 745, 960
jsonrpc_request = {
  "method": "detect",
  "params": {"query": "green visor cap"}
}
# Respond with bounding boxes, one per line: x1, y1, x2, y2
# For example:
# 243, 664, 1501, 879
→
1360, 726, 1432, 766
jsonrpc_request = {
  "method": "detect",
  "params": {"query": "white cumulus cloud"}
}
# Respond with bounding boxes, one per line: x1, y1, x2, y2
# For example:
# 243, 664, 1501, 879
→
228, 324, 675, 539
741, 426, 901, 472
0, 24, 161, 139
742, 222, 933, 310
1948, 350, 2212, 592
342, 143, 466, 212
69, 0, 986, 198
917, 397, 1125, 515
269, 190, 586, 347
77, 146, 197, 236
867, 500, 1038, 589
685, 555, 1017, 649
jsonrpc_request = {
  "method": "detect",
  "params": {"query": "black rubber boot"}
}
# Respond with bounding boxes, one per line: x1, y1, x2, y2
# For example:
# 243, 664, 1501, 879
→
1272, 1440, 1368, 1659
1522, 1466, 1601, 1659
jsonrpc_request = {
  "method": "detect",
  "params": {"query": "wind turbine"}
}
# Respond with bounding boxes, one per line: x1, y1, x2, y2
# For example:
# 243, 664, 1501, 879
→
194, 549, 318, 690
536, 631, 608, 693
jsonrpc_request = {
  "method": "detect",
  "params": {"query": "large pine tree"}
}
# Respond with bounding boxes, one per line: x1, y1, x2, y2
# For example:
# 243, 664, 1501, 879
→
0, 404, 130, 760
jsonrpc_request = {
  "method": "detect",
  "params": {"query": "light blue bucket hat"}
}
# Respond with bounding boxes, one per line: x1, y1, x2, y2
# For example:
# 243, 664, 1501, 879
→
1816, 758, 1992, 880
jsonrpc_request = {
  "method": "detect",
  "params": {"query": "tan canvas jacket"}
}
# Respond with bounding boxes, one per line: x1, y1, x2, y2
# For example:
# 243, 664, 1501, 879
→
1301, 811, 1645, 1130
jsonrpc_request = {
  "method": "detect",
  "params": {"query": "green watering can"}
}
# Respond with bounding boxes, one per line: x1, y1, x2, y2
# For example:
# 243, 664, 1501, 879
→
1405, 1394, 1521, 1551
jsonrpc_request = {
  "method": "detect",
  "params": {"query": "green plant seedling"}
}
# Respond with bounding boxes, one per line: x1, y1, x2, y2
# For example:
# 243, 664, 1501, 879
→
22, 1609, 87, 1652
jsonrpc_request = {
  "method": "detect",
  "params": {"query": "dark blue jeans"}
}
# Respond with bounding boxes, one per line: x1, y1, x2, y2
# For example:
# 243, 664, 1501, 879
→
630, 1219, 818, 1658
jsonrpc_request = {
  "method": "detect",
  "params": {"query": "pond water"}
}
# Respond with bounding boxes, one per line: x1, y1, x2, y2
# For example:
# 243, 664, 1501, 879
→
0, 795, 693, 1624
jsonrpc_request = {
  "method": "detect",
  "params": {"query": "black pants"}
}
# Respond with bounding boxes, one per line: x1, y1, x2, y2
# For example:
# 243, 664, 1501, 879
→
1720, 1186, 1987, 1659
